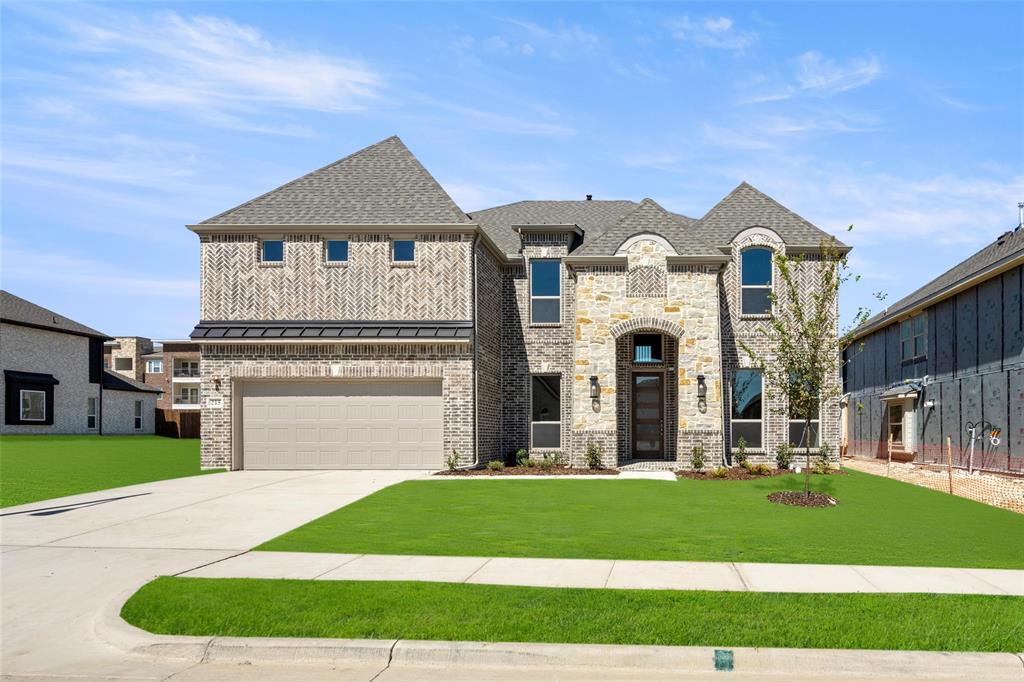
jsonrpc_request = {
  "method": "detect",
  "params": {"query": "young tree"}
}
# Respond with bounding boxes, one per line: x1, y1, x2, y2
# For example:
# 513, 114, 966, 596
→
739, 229, 875, 497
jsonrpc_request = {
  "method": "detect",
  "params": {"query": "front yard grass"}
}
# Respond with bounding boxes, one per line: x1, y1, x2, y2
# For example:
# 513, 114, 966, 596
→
259, 471, 1024, 568
122, 577, 1024, 652
0, 435, 217, 507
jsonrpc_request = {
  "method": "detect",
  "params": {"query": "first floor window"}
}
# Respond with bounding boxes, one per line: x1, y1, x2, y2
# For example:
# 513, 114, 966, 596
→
731, 369, 763, 448
87, 397, 98, 430
530, 375, 561, 448
789, 401, 820, 448
261, 239, 284, 263
20, 390, 45, 422
888, 404, 903, 446
134, 401, 143, 430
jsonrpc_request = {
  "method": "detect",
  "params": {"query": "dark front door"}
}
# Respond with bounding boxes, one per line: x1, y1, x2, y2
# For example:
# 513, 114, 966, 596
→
632, 372, 664, 458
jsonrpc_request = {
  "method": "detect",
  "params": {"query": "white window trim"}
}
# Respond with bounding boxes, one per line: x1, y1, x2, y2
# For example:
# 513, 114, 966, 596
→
20, 389, 46, 422
529, 258, 562, 326
888, 404, 905, 447
87, 397, 98, 430
324, 238, 350, 266
145, 360, 163, 374
739, 247, 774, 317
259, 238, 285, 266
529, 373, 562, 450
390, 238, 417, 266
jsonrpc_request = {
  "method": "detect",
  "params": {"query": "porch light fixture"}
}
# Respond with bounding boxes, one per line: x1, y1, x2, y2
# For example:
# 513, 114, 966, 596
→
696, 375, 707, 400
589, 375, 600, 399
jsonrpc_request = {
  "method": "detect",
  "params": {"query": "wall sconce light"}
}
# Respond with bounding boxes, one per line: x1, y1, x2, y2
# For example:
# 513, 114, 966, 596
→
696, 375, 707, 400
213, 378, 221, 390
589, 375, 600, 399
923, 399, 935, 409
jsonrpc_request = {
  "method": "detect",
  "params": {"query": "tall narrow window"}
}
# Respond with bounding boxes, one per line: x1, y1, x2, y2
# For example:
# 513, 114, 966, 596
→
20, 390, 45, 422
633, 334, 663, 363
789, 401, 820, 448
888, 404, 903, 446
261, 239, 284, 263
901, 314, 927, 361
87, 397, 98, 430
530, 259, 561, 324
325, 239, 349, 263
740, 248, 772, 315
134, 400, 143, 430
531, 375, 561, 448
392, 239, 415, 262
731, 369, 763, 447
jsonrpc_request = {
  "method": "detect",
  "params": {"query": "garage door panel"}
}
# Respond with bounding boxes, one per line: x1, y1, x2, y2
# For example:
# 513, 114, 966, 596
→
242, 381, 443, 470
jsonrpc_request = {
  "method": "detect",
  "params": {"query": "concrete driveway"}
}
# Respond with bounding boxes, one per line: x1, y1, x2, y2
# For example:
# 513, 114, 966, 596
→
0, 469, 429, 680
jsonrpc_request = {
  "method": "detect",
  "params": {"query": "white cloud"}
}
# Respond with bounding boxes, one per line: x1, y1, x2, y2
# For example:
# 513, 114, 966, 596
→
742, 51, 882, 103
666, 15, 757, 52
419, 97, 575, 137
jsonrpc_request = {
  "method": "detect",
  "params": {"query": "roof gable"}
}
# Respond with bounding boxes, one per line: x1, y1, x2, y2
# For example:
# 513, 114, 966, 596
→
575, 198, 718, 257
0, 290, 107, 339
469, 200, 638, 255
201, 136, 470, 226
698, 182, 845, 249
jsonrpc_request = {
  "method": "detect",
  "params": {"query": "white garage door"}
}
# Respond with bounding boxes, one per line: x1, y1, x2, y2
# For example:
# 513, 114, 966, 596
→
241, 381, 443, 469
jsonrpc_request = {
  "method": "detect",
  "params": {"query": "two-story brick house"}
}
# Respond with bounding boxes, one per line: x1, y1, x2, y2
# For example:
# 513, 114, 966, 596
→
190, 136, 844, 470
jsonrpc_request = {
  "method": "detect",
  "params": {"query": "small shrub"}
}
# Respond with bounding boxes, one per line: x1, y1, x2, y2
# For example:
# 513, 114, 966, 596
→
813, 443, 833, 474
445, 449, 460, 472
585, 441, 604, 469
486, 460, 505, 472
750, 463, 773, 476
741, 459, 755, 472
539, 455, 556, 470
515, 448, 529, 467
775, 443, 793, 470
548, 451, 568, 468
710, 466, 729, 478
524, 458, 540, 468
734, 437, 748, 467
690, 444, 705, 471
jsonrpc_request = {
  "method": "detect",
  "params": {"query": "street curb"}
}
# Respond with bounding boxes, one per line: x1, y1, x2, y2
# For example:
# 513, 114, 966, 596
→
96, 592, 1024, 680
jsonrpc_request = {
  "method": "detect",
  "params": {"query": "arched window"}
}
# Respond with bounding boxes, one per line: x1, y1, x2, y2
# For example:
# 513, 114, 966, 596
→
740, 248, 772, 315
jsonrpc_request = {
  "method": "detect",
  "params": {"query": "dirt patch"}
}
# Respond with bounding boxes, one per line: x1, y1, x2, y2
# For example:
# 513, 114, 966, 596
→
768, 491, 839, 507
676, 467, 787, 480
435, 467, 619, 477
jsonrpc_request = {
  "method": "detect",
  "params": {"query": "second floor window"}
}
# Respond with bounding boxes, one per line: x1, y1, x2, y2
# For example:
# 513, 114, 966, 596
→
325, 239, 349, 263
174, 360, 200, 377
530, 259, 561, 324
114, 357, 133, 371
145, 359, 163, 374
261, 239, 284, 263
392, 239, 415, 262
740, 247, 772, 315
901, 314, 927, 361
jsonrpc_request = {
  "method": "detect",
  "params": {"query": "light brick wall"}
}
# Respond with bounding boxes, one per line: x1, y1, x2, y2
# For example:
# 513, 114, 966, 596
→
199, 233, 473, 321
102, 390, 157, 434
199, 342, 474, 469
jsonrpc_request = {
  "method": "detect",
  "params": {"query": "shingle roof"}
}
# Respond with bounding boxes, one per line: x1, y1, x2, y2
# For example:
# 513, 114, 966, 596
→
855, 226, 1024, 336
697, 182, 846, 249
200, 136, 471, 226
0, 290, 107, 339
191, 320, 472, 341
574, 198, 720, 257
102, 370, 162, 394
469, 200, 638, 255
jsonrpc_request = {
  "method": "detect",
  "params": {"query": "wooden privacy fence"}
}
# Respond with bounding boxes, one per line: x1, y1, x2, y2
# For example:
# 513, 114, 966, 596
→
156, 409, 200, 439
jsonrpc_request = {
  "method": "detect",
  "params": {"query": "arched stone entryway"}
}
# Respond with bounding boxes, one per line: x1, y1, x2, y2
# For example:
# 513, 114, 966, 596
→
614, 329, 679, 463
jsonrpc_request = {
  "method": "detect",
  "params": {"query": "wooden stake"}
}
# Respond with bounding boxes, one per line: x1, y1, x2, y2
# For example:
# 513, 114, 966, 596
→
886, 432, 893, 478
946, 436, 954, 495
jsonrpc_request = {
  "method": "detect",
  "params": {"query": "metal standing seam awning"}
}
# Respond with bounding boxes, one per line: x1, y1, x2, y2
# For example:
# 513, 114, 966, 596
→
879, 384, 921, 402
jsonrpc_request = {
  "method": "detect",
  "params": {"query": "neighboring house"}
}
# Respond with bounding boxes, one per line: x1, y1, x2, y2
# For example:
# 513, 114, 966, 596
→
189, 136, 845, 471
844, 214, 1024, 473
141, 340, 202, 438
104, 336, 154, 381
1, 291, 160, 435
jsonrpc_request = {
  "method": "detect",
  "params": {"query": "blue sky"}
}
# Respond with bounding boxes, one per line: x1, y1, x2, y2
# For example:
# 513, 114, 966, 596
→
2, 2, 1022, 339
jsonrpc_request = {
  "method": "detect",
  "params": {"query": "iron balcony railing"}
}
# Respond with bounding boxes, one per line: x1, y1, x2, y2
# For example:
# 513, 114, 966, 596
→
173, 366, 200, 377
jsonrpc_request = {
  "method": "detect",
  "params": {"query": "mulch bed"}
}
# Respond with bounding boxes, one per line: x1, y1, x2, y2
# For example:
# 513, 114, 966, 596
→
676, 467, 788, 480
767, 491, 839, 507
435, 467, 619, 477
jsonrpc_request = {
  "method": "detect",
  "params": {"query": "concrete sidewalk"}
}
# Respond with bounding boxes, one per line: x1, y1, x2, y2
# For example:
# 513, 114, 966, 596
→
180, 550, 1024, 595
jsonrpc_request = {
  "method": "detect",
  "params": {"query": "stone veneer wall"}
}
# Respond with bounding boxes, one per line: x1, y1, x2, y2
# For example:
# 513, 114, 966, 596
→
199, 342, 474, 469
110, 337, 153, 382
199, 233, 473, 321
573, 237, 725, 467
720, 228, 841, 464
500, 234, 575, 457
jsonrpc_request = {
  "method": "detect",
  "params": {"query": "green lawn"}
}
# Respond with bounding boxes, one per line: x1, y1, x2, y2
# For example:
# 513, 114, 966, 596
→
259, 471, 1024, 568
122, 577, 1024, 652
0, 435, 218, 507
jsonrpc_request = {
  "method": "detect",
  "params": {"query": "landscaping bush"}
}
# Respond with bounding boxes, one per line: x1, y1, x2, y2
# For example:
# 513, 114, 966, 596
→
514, 448, 529, 467
813, 443, 833, 474
690, 444, 705, 471
710, 466, 729, 478
524, 458, 540, 468
775, 443, 793, 470
750, 463, 773, 476
487, 460, 505, 472
539, 456, 555, 470
734, 437, 748, 467
446, 449, 460, 472
549, 451, 568, 468
585, 442, 604, 469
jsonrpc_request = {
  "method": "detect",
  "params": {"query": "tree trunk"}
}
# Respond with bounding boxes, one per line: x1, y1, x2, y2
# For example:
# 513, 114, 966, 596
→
804, 416, 812, 496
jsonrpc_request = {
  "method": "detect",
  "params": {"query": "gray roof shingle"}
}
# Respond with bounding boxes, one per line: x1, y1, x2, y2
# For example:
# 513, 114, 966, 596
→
574, 198, 720, 257
0, 290, 107, 339
469, 200, 638, 255
856, 226, 1024, 335
200, 136, 471, 225
698, 182, 847, 249
102, 370, 162, 394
